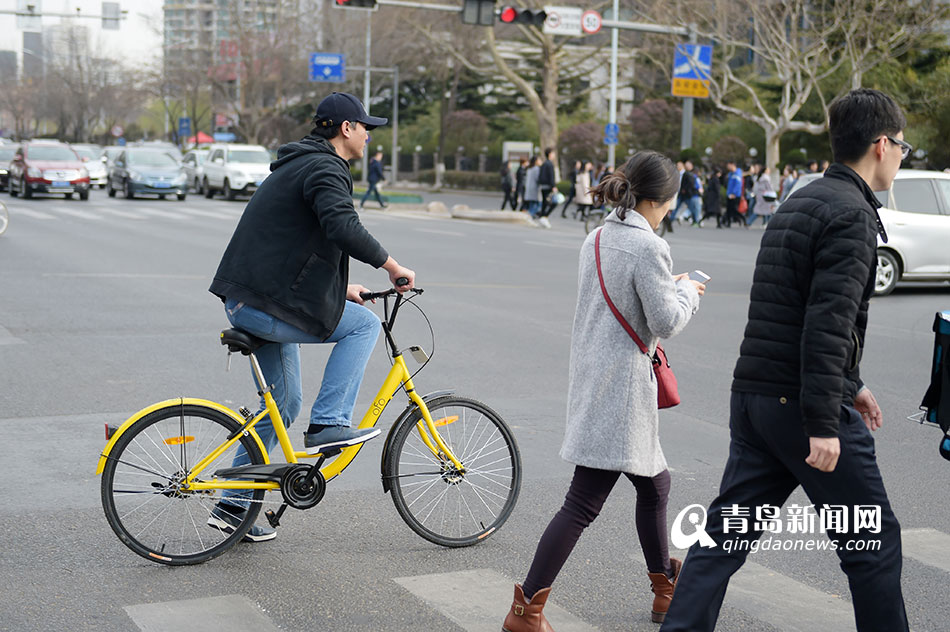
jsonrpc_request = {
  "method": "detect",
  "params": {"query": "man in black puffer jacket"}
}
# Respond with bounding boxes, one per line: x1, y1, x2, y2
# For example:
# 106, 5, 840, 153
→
207, 92, 416, 542
663, 89, 911, 631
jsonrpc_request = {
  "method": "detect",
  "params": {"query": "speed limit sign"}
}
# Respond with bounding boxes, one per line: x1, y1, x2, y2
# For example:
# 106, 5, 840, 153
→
581, 9, 602, 34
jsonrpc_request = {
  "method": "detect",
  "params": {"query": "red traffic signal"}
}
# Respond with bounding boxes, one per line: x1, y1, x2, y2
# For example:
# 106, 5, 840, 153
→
499, 6, 546, 26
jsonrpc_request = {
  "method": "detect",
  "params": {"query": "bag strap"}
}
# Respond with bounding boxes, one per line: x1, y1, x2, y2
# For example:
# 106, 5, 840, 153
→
594, 228, 649, 356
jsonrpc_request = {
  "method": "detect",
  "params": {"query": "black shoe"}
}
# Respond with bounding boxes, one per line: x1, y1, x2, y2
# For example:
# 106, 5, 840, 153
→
207, 503, 276, 542
303, 425, 381, 454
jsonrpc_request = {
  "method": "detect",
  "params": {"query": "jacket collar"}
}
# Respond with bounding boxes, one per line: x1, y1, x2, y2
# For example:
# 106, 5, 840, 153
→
823, 163, 889, 243
605, 208, 653, 231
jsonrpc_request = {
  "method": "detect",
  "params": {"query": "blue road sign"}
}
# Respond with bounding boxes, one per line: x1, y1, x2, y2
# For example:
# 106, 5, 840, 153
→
673, 44, 712, 81
604, 136, 618, 146
309, 53, 346, 83
178, 117, 192, 139
604, 122, 619, 138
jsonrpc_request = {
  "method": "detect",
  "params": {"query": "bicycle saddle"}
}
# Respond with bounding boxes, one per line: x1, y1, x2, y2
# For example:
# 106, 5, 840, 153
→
220, 328, 269, 355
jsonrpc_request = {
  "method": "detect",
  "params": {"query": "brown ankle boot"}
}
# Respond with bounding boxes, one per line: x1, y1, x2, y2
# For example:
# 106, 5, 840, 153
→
502, 584, 554, 632
647, 557, 682, 624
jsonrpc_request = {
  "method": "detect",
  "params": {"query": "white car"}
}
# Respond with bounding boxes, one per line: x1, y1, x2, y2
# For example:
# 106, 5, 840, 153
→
182, 148, 210, 195
71, 144, 108, 188
787, 169, 950, 295
202, 143, 272, 200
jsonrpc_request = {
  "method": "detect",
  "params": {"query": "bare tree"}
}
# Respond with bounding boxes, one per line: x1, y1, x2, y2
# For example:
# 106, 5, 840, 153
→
662, 0, 943, 177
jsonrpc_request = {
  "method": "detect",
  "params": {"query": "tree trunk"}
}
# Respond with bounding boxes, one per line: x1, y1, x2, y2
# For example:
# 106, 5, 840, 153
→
765, 129, 782, 188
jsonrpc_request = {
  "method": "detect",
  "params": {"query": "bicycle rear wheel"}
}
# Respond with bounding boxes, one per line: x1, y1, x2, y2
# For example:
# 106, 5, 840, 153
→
100, 404, 265, 565
385, 396, 521, 547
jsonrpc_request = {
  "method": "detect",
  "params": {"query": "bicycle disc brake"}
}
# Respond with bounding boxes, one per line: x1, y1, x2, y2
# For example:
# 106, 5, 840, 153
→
279, 463, 326, 509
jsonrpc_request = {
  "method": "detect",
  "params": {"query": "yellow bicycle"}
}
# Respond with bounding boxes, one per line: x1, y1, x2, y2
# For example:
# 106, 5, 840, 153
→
97, 287, 522, 565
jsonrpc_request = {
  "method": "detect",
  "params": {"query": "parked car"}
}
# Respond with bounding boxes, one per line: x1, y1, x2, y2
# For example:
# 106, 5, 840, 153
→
107, 148, 188, 200
182, 147, 211, 195
786, 169, 950, 295
202, 143, 272, 200
70, 144, 108, 189
8, 141, 90, 200
0, 143, 20, 191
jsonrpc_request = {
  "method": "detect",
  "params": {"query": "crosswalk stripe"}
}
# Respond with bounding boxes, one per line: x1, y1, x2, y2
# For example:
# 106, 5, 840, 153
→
125, 595, 281, 632
10, 207, 55, 219
46, 205, 103, 220
393, 568, 599, 632
901, 528, 950, 573
129, 207, 192, 220
722, 561, 855, 630
180, 207, 237, 220
97, 207, 146, 220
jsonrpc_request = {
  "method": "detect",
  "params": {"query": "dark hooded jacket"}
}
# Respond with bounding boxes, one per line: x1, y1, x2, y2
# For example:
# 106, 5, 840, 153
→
209, 136, 388, 339
731, 163, 883, 437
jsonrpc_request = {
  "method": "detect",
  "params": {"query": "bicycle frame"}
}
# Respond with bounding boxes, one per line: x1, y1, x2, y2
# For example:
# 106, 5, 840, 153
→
97, 291, 463, 495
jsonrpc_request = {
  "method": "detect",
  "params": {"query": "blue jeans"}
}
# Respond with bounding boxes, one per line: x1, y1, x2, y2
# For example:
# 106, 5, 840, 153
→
220, 298, 381, 507
360, 182, 386, 207
673, 196, 702, 223
527, 200, 541, 217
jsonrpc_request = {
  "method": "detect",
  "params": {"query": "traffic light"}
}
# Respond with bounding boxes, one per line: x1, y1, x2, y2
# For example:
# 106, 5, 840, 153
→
334, 0, 378, 8
498, 6, 546, 27
461, 0, 495, 26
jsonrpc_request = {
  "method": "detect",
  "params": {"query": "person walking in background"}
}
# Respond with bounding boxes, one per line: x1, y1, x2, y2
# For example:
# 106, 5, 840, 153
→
500, 162, 517, 210
678, 160, 704, 226
524, 155, 542, 226
359, 150, 387, 210
746, 165, 778, 226
536, 147, 557, 227
516, 157, 529, 211
661, 88, 911, 632
742, 163, 758, 223
701, 166, 723, 228
779, 164, 798, 202
572, 159, 594, 219
561, 160, 581, 217
723, 161, 744, 227
502, 151, 704, 632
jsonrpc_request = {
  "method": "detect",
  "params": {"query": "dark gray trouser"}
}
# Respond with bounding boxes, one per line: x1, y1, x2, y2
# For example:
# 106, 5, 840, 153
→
661, 391, 908, 632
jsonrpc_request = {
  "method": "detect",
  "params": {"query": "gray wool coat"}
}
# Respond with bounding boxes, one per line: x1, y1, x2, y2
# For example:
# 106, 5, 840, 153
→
560, 210, 701, 476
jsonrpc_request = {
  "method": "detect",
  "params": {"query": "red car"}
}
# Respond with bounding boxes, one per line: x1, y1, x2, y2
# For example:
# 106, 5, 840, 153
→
8, 141, 91, 200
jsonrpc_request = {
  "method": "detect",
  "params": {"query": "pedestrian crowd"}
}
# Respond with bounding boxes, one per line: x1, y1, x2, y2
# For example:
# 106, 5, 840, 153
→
500, 151, 832, 232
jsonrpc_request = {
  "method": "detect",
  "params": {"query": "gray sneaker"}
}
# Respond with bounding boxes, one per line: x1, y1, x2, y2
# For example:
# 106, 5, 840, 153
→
303, 425, 381, 454
207, 503, 276, 542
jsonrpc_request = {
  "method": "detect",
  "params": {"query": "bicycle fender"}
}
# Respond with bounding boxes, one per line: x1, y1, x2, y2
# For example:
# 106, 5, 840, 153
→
380, 390, 455, 493
95, 397, 269, 475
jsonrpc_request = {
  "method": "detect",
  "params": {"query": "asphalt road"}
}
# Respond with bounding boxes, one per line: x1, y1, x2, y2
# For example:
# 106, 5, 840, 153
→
1, 188, 949, 632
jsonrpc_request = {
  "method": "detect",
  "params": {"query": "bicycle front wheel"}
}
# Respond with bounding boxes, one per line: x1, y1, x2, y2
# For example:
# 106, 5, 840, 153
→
385, 396, 521, 547
100, 404, 266, 565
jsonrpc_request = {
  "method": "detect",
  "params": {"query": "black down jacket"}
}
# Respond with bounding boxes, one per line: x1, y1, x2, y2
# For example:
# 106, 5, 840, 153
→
731, 163, 885, 437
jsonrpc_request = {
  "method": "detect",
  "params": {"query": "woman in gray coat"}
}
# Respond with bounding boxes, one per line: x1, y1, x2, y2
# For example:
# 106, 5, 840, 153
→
503, 152, 704, 632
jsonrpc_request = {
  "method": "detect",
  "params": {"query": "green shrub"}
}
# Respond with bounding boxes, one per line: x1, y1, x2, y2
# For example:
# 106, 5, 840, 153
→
442, 170, 499, 190
556, 179, 572, 194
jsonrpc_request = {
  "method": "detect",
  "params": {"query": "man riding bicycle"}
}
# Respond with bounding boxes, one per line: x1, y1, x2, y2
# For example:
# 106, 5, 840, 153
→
208, 91, 416, 541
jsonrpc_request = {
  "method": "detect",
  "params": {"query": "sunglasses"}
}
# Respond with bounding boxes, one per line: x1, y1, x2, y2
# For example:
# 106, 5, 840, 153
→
873, 136, 913, 160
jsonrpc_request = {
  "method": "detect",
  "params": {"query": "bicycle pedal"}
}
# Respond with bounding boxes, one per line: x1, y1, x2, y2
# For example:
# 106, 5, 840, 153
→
265, 504, 288, 528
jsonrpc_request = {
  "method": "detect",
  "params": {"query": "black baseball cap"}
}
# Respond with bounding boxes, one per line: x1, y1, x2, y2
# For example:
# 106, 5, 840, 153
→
314, 92, 388, 130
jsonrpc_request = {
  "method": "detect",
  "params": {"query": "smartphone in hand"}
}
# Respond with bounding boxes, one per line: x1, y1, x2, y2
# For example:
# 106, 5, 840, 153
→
689, 270, 711, 284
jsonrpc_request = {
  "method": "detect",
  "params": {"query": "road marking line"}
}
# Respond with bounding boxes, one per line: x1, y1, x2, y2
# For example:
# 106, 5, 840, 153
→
721, 561, 855, 630
41, 272, 205, 279
415, 227, 466, 236
10, 206, 55, 219
180, 207, 236, 220
46, 206, 103, 220
524, 239, 581, 250
0, 324, 26, 346
125, 595, 281, 632
393, 568, 599, 632
130, 207, 192, 220
96, 207, 146, 220
902, 528, 950, 573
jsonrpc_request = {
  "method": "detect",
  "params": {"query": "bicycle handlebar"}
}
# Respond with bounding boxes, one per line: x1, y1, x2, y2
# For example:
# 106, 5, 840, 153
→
359, 278, 423, 301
